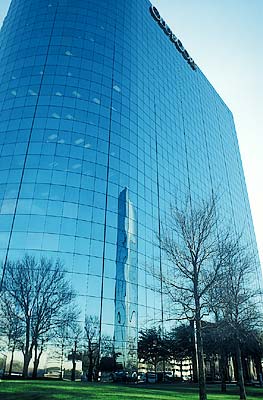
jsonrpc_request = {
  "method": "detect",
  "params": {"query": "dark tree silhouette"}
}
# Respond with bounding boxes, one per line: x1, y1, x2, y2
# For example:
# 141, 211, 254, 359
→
69, 325, 83, 382
84, 315, 100, 382
241, 329, 263, 385
138, 327, 169, 377
158, 198, 233, 400
0, 295, 24, 376
207, 245, 263, 400
166, 324, 195, 381
1, 255, 75, 378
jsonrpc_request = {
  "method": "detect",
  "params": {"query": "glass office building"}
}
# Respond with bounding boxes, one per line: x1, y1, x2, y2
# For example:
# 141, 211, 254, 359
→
0, 0, 261, 372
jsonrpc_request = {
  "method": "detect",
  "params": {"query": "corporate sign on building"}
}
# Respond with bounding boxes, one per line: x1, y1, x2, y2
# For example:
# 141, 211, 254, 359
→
150, 6, 197, 71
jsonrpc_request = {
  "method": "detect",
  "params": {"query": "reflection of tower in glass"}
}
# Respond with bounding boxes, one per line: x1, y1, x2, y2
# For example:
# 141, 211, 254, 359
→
114, 188, 138, 371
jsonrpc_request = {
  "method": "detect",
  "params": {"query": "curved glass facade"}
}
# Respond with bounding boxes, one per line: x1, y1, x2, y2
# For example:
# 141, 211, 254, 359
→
0, 0, 261, 372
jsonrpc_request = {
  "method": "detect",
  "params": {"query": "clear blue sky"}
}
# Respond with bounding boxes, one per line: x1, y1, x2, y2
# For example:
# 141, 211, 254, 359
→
1, 0, 263, 266
0, 0, 10, 25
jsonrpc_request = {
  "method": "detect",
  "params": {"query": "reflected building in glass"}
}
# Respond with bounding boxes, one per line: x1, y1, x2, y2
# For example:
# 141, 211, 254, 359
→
114, 187, 138, 369
0, 0, 262, 373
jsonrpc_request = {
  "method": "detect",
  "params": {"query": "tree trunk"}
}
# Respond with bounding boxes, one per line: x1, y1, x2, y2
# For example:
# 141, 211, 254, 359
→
242, 356, 250, 383
219, 350, 227, 393
254, 355, 263, 386
60, 343, 65, 380
211, 356, 216, 382
87, 359, 93, 382
32, 342, 38, 379
8, 345, 15, 377
71, 360, 76, 381
163, 359, 166, 383
192, 349, 198, 383
22, 318, 32, 378
87, 347, 93, 382
195, 318, 207, 400
71, 340, 77, 381
32, 343, 43, 379
236, 342, 246, 400
193, 280, 207, 400
233, 354, 238, 381
23, 352, 32, 378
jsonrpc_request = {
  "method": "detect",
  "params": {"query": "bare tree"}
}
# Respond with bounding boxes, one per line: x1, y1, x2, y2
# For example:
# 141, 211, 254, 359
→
209, 247, 263, 400
1, 255, 75, 378
84, 315, 100, 382
0, 295, 24, 376
53, 310, 80, 380
158, 198, 232, 400
69, 324, 83, 382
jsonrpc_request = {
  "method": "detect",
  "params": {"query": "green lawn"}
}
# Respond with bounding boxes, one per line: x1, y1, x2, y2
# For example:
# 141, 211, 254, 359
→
0, 381, 262, 400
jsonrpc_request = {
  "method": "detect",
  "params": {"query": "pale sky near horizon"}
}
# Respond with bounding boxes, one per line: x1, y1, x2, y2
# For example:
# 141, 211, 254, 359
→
0, 0, 263, 271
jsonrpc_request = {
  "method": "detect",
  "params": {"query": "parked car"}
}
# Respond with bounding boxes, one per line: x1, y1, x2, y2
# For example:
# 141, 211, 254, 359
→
146, 372, 157, 383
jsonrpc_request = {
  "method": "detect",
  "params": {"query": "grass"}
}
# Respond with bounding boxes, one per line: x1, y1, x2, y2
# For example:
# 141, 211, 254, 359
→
0, 381, 262, 400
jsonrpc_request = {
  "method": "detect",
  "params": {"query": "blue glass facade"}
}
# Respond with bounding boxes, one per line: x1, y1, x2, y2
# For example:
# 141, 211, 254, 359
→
0, 0, 261, 371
